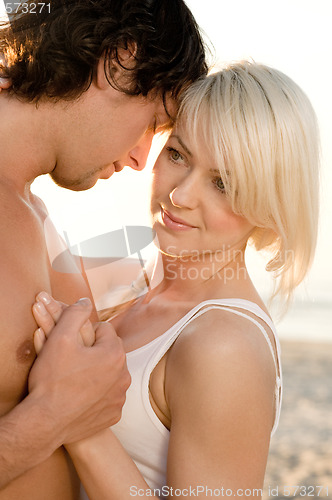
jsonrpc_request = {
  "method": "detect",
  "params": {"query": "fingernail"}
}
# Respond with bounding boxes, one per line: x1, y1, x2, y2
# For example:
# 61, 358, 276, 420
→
77, 298, 91, 308
35, 327, 44, 339
37, 291, 51, 305
34, 302, 48, 315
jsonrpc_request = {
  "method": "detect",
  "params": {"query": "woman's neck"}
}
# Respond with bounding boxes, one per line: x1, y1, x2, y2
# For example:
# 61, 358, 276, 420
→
143, 248, 251, 305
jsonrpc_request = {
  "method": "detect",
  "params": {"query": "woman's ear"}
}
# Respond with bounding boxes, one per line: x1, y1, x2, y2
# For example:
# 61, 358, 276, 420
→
95, 43, 137, 91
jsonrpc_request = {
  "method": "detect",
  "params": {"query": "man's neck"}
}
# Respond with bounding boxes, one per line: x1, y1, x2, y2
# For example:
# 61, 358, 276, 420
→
0, 94, 58, 193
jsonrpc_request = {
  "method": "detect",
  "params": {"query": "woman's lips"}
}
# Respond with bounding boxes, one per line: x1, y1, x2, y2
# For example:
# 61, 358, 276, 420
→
161, 207, 197, 231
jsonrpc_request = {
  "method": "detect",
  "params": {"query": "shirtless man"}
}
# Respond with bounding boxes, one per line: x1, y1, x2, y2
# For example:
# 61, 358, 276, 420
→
0, 1, 207, 497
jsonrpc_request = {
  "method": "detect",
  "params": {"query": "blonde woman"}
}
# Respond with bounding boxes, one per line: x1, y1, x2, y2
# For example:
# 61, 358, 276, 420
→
32, 61, 320, 499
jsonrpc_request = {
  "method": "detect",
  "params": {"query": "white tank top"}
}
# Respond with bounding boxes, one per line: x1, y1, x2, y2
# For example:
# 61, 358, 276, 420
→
106, 298, 282, 493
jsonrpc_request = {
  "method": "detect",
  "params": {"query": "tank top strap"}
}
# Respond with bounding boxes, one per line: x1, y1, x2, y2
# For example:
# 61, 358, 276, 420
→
146, 298, 280, 372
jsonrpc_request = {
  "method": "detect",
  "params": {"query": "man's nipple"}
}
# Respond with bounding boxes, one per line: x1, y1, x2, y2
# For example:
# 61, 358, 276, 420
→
16, 339, 36, 363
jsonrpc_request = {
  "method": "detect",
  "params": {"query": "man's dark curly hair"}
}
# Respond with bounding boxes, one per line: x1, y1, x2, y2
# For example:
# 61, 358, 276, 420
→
0, 0, 208, 103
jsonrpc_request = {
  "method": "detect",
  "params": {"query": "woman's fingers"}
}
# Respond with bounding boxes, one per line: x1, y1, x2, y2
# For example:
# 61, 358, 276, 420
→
32, 292, 67, 336
34, 327, 47, 355
33, 291, 96, 347
79, 319, 96, 347
32, 301, 57, 337
36, 291, 66, 323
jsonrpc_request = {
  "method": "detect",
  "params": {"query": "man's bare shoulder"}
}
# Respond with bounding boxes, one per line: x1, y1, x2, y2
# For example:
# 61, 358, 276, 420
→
0, 187, 51, 413
0, 186, 48, 249
0, 185, 51, 287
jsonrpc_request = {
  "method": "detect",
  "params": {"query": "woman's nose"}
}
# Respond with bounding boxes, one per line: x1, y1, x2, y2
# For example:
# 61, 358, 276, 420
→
169, 175, 199, 209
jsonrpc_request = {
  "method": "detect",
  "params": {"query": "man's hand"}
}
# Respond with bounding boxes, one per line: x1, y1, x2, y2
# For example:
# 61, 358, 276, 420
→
28, 296, 131, 446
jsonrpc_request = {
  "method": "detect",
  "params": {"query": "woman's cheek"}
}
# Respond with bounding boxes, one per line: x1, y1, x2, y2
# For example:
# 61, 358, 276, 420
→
208, 206, 252, 235
151, 163, 172, 195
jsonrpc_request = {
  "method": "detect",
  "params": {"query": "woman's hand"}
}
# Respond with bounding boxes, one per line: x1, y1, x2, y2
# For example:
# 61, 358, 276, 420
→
32, 292, 96, 353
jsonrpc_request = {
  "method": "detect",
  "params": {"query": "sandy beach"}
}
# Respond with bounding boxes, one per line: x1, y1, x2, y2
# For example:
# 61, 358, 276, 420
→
263, 341, 332, 499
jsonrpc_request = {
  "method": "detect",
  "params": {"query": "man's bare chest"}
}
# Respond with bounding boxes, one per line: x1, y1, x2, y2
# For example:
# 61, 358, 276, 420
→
0, 206, 92, 415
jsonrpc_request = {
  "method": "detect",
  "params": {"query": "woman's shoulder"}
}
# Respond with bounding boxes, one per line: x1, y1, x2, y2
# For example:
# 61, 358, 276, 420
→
166, 304, 276, 399
175, 303, 274, 357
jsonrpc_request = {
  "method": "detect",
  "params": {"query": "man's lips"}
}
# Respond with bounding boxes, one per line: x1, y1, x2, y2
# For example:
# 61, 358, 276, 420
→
161, 207, 197, 230
114, 162, 125, 172
100, 163, 124, 179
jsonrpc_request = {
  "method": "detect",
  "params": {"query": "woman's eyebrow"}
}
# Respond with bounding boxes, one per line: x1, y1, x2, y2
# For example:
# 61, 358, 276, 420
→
171, 135, 192, 156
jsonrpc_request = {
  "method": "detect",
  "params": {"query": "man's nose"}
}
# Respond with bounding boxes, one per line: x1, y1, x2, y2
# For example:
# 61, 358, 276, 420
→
127, 130, 154, 171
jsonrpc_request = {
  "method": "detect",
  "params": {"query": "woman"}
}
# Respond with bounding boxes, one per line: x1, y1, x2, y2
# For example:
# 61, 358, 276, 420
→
33, 61, 319, 499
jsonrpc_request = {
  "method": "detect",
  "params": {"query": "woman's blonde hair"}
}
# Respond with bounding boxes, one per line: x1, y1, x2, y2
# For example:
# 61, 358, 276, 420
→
178, 61, 320, 301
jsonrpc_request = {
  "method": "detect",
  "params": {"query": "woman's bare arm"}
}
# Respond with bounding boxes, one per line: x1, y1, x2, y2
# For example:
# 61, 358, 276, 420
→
165, 308, 275, 498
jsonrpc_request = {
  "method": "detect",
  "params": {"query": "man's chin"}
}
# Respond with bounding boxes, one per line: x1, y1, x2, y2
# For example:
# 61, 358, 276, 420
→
49, 172, 99, 191
98, 165, 116, 179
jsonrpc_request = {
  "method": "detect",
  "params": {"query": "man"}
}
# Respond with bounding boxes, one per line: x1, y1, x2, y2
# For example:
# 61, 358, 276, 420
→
0, 0, 207, 497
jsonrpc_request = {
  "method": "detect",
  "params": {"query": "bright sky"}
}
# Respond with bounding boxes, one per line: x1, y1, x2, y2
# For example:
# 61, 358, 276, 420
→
1, 0, 332, 338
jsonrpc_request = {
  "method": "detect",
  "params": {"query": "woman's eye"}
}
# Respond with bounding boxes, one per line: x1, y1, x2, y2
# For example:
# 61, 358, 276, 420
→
213, 177, 225, 192
166, 147, 184, 163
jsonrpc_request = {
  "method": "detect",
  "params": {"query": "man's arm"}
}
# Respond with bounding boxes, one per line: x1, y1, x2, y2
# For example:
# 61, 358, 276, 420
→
0, 387, 68, 488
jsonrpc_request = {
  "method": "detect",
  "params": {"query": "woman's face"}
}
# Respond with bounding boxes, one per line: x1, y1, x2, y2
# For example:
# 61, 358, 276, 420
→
150, 124, 254, 261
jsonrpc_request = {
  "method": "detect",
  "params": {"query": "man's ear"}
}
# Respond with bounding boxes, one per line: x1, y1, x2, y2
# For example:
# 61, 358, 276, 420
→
95, 43, 137, 91
0, 77, 12, 91
116, 41, 137, 66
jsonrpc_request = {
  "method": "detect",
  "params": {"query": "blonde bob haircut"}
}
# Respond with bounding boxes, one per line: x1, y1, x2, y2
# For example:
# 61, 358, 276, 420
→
178, 61, 320, 302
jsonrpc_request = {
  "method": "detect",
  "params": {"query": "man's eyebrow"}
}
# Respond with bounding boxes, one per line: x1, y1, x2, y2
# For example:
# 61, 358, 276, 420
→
158, 120, 174, 133
171, 135, 192, 156
153, 115, 174, 134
